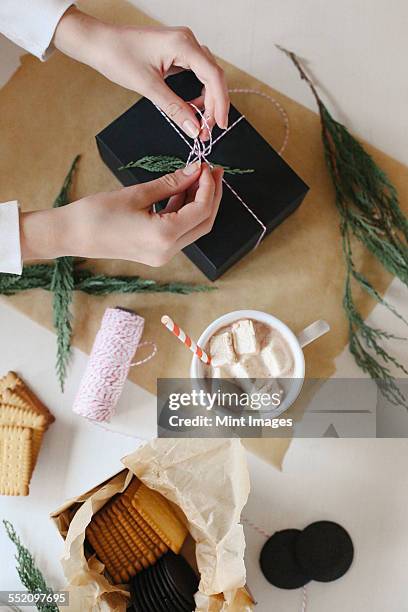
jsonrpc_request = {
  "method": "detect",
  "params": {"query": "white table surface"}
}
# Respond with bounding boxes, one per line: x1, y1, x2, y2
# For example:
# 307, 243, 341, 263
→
2, 18, 408, 612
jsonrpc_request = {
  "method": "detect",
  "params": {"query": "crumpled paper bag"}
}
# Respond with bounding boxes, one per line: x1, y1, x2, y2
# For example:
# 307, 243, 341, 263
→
51, 438, 251, 611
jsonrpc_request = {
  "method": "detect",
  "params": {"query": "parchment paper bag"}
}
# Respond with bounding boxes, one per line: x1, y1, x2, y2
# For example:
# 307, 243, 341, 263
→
51, 438, 252, 611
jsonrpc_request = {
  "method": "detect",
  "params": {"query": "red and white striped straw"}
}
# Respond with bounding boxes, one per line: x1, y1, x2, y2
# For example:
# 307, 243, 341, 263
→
161, 315, 211, 365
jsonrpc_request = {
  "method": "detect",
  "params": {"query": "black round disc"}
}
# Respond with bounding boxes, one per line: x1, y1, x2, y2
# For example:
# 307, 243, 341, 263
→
129, 575, 144, 612
134, 570, 157, 612
146, 566, 167, 612
295, 521, 354, 582
259, 529, 310, 590
144, 567, 168, 612
157, 557, 193, 611
160, 552, 199, 606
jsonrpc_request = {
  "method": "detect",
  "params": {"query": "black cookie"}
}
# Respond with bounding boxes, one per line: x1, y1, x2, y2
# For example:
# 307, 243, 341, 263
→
259, 529, 310, 590
143, 566, 168, 612
295, 521, 354, 582
129, 575, 144, 612
157, 558, 193, 611
160, 552, 198, 607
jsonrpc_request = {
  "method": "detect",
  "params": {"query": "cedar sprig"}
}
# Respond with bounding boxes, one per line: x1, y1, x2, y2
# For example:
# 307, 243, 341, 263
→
119, 154, 255, 175
51, 156, 79, 391
0, 264, 216, 296
3, 520, 59, 612
279, 46, 408, 405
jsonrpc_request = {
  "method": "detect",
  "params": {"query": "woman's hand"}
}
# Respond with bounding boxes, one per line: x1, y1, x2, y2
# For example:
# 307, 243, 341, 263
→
20, 163, 223, 267
54, 8, 229, 139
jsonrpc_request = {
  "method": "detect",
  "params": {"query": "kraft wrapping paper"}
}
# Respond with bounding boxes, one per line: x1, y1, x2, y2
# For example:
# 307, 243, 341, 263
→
1, 0, 407, 467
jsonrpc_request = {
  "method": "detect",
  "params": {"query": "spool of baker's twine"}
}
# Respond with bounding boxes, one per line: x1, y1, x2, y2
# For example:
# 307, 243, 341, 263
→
72, 307, 156, 423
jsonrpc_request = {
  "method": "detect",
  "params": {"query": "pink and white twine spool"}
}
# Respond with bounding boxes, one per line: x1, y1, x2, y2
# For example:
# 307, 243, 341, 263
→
72, 307, 149, 422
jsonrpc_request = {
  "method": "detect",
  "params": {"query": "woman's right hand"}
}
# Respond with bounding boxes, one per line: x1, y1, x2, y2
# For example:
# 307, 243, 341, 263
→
20, 162, 223, 267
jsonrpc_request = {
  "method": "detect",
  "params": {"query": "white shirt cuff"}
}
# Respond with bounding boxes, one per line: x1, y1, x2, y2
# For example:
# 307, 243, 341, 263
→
0, 0, 74, 61
0, 201, 23, 275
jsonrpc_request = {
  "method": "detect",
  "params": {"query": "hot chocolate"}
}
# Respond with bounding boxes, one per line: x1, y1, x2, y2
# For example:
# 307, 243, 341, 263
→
205, 318, 294, 380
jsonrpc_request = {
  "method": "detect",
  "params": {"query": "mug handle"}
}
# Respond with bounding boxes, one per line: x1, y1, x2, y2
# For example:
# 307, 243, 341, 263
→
297, 320, 330, 348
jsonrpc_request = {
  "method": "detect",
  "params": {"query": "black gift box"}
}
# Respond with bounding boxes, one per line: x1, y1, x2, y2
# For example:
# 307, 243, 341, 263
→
96, 72, 309, 280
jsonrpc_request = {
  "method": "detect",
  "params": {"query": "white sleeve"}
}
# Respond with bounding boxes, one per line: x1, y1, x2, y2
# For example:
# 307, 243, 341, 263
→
0, 202, 23, 275
0, 0, 74, 61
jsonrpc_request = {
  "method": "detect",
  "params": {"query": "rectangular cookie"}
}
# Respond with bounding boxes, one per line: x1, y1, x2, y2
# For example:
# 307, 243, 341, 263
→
0, 425, 32, 496
124, 478, 188, 554
0, 371, 54, 429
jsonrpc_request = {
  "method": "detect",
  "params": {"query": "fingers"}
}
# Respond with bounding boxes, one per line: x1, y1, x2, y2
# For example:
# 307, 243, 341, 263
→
175, 166, 223, 250
170, 163, 215, 233
184, 44, 229, 131
159, 164, 222, 241
128, 161, 201, 208
148, 77, 201, 139
167, 30, 229, 132
162, 192, 186, 214
199, 47, 216, 141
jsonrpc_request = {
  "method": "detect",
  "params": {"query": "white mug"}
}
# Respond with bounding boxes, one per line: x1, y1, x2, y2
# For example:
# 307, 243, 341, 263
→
190, 309, 329, 415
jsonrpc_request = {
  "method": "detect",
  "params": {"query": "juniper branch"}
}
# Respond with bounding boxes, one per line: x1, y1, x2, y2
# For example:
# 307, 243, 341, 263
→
3, 520, 58, 612
119, 154, 254, 175
51, 157, 79, 391
279, 46, 408, 405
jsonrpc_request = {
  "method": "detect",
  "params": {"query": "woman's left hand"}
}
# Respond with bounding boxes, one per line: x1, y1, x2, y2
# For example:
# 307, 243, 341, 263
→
54, 7, 229, 139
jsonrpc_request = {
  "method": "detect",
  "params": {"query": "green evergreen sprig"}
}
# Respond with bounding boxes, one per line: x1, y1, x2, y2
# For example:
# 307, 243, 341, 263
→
51, 156, 79, 391
279, 46, 408, 405
3, 520, 59, 612
0, 265, 215, 297
119, 154, 254, 175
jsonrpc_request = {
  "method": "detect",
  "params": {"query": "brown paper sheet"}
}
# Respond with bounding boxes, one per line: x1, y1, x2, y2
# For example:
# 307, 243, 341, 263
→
51, 439, 251, 612
1, 0, 407, 467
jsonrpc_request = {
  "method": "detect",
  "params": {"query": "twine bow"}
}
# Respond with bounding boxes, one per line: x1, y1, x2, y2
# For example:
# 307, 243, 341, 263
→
154, 101, 269, 245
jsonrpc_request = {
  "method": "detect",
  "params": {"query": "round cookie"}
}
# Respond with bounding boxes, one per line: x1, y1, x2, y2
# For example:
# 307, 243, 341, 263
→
144, 567, 168, 612
149, 564, 181, 612
129, 575, 144, 612
295, 521, 354, 582
138, 569, 157, 612
259, 529, 310, 590
160, 552, 198, 609
157, 560, 192, 611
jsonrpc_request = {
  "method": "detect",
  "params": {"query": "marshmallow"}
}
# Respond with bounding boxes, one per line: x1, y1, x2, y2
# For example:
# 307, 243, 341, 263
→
232, 319, 259, 355
239, 355, 269, 378
209, 331, 236, 367
261, 337, 293, 377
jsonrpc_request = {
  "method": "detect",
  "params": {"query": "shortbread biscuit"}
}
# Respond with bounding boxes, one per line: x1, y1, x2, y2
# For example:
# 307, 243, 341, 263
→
0, 372, 54, 475
0, 426, 32, 496
104, 505, 145, 571
117, 498, 167, 557
0, 372, 54, 429
91, 515, 131, 583
122, 478, 187, 554
86, 520, 124, 584
110, 502, 157, 565
89, 511, 137, 583
0, 403, 46, 429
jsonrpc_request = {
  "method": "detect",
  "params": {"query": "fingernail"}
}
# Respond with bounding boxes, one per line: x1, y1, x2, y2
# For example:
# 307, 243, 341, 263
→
183, 119, 200, 138
183, 161, 201, 175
